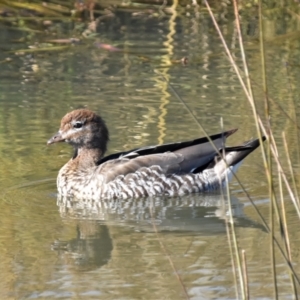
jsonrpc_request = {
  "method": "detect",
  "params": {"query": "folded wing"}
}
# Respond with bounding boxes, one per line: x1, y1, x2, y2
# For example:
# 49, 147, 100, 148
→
98, 129, 238, 183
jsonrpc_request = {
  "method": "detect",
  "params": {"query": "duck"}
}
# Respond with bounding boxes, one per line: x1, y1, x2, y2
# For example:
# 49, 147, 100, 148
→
47, 109, 265, 200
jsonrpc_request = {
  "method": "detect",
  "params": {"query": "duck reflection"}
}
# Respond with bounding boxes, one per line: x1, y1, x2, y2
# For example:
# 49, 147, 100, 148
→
52, 221, 113, 272
57, 194, 265, 234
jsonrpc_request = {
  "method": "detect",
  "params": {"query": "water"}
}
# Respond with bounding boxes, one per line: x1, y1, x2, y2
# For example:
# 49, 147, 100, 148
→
0, 4, 300, 299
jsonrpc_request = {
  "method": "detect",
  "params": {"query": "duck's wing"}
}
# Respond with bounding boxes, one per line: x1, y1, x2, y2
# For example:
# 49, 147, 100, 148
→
97, 129, 238, 183
98, 128, 238, 165
99, 136, 265, 184
204, 137, 266, 175
98, 152, 184, 183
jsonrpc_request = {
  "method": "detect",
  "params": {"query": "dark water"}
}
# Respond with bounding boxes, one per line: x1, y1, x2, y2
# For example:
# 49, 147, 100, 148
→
0, 4, 300, 299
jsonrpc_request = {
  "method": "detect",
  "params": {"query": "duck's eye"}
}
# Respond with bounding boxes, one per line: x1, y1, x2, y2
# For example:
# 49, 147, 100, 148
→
73, 122, 83, 129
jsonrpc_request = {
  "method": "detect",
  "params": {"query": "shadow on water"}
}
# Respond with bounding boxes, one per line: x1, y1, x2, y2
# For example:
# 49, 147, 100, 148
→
52, 222, 113, 272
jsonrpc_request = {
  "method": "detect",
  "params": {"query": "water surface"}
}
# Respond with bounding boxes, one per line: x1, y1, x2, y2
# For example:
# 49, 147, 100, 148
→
0, 4, 300, 299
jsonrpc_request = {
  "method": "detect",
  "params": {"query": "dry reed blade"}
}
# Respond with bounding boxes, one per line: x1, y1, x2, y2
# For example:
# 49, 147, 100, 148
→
282, 132, 300, 207
204, 0, 300, 228
242, 250, 249, 300
1, 0, 63, 16
277, 157, 298, 298
158, 68, 300, 285
257, 0, 278, 297
220, 117, 244, 298
223, 192, 239, 299
204, 0, 266, 153
224, 146, 246, 299
204, 0, 300, 290
265, 127, 300, 218
285, 63, 300, 166
13, 45, 71, 54
280, 132, 299, 296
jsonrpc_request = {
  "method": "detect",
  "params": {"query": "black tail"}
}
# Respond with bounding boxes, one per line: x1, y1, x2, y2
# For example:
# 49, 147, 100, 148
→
213, 136, 266, 180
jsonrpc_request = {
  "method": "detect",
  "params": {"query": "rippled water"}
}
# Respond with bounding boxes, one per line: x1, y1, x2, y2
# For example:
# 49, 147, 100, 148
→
0, 4, 300, 299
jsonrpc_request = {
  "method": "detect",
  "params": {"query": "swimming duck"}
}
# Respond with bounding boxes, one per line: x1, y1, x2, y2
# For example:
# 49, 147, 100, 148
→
48, 109, 264, 200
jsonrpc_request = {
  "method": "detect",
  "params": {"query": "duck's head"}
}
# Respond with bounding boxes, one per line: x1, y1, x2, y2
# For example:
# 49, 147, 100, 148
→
47, 109, 109, 154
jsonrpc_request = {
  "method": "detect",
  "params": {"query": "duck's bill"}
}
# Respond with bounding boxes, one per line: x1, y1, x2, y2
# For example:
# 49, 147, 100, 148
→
47, 132, 65, 145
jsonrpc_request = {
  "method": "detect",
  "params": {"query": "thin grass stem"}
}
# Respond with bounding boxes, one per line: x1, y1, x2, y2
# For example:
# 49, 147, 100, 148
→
257, 1, 278, 296
204, 0, 300, 287
278, 159, 298, 298
242, 250, 249, 300
160, 71, 300, 285
224, 197, 240, 299
221, 117, 245, 298
285, 63, 300, 167
282, 132, 300, 207
225, 172, 246, 298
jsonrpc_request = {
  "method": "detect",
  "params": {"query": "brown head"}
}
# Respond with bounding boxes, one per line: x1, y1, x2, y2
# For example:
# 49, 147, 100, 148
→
47, 109, 109, 155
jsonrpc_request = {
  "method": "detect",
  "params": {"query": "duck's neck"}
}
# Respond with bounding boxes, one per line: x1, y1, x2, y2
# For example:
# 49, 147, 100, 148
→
72, 147, 104, 170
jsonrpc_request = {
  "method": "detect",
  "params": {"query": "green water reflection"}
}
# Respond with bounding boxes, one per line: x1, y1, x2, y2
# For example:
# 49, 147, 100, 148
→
0, 4, 300, 299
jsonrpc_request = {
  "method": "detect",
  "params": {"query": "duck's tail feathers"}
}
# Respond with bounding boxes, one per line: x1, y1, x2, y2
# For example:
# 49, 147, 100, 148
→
213, 136, 266, 183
